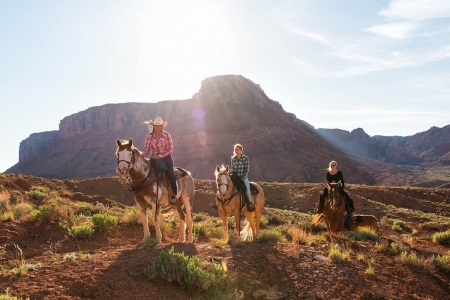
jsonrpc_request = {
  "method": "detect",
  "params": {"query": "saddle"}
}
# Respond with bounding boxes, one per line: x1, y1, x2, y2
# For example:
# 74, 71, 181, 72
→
249, 183, 259, 195
153, 165, 188, 197
229, 172, 259, 195
344, 215, 362, 231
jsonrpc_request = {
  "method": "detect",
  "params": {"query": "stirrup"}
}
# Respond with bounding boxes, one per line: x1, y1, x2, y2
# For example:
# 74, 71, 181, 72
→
246, 204, 255, 212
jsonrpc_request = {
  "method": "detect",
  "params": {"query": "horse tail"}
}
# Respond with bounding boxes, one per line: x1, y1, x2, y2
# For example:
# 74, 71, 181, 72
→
311, 214, 324, 225
240, 221, 253, 241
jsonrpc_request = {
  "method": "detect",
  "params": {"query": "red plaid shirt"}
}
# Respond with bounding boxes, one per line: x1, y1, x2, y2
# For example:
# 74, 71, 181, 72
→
143, 130, 173, 158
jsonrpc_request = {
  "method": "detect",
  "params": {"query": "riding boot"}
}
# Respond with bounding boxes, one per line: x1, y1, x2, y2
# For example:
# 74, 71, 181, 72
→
315, 193, 325, 213
244, 194, 255, 212
344, 193, 355, 216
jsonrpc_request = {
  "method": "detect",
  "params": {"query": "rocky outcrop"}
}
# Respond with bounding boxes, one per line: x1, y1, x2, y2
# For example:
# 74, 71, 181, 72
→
316, 128, 423, 165
19, 131, 59, 161
5, 75, 450, 187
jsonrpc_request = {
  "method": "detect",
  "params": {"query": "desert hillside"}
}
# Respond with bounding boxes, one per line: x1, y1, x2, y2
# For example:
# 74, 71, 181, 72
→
1, 173, 450, 299
7, 75, 450, 188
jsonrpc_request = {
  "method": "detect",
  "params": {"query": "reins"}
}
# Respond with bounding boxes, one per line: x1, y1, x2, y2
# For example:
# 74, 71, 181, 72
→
216, 172, 241, 207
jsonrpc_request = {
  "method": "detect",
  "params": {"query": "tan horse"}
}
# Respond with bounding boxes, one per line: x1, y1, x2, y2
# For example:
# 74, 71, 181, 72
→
347, 215, 379, 235
214, 165, 265, 241
116, 139, 195, 243
311, 182, 346, 233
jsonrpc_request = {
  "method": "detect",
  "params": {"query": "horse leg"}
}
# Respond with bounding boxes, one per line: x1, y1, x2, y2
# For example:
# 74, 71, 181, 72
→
234, 211, 242, 242
219, 210, 229, 241
242, 211, 256, 241
183, 196, 194, 243
254, 210, 261, 238
174, 203, 186, 243
137, 199, 150, 242
152, 203, 162, 243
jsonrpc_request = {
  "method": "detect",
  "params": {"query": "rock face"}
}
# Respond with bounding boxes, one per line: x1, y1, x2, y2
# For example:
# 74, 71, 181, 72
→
6, 75, 450, 187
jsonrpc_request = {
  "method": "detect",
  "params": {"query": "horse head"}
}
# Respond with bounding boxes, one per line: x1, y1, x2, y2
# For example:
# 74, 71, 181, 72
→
215, 164, 230, 198
326, 181, 342, 210
116, 138, 135, 178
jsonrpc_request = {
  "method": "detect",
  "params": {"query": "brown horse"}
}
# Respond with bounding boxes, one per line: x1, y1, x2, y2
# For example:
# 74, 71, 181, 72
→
116, 139, 195, 243
347, 215, 379, 235
214, 165, 265, 241
311, 182, 346, 233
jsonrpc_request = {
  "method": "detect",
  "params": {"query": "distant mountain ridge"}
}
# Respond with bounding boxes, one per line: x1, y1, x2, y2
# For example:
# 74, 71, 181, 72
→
6, 75, 450, 187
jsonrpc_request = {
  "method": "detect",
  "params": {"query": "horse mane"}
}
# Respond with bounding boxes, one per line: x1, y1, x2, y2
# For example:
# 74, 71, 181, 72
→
214, 164, 227, 177
116, 139, 143, 157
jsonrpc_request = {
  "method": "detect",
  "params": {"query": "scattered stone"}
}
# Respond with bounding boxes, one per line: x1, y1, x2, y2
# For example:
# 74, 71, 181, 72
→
314, 255, 328, 262
265, 253, 283, 265
253, 285, 289, 300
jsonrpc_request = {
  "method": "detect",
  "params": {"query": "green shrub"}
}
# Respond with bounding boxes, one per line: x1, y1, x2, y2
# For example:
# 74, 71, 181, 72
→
12, 202, 33, 218
26, 186, 48, 200
144, 246, 226, 290
328, 245, 350, 265
431, 230, 450, 245
76, 202, 93, 215
122, 207, 141, 224
68, 224, 95, 239
434, 254, 450, 273
70, 214, 91, 226
400, 251, 418, 267
30, 205, 53, 221
91, 213, 118, 231
348, 227, 380, 242
193, 222, 223, 241
2, 211, 15, 221
390, 242, 408, 255
64, 252, 76, 261
193, 212, 209, 222
257, 228, 288, 244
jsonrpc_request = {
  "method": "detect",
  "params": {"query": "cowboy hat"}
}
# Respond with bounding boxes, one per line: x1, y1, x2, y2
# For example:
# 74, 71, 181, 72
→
150, 116, 168, 127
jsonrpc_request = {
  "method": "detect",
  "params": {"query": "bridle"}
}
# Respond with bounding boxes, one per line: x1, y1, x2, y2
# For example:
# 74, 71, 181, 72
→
216, 171, 239, 205
117, 147, 155, 192
327, 182, 343, 222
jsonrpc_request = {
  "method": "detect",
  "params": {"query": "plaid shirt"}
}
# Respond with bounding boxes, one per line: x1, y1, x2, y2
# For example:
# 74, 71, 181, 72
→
143, 130, 173, 158
231, 154, 249, 179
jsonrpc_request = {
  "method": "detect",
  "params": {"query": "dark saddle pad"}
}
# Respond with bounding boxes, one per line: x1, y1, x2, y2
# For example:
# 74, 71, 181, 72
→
250, 183, 259, 195
344, 215, 363, 231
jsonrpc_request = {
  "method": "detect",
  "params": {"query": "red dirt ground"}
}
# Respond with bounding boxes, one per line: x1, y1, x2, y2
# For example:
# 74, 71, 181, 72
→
1, 174, 449, 299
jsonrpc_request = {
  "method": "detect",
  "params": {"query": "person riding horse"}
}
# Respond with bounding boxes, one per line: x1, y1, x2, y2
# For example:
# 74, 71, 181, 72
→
316, 160, 355, 216
229, 144, 255, 212
143, 117, 178, 205
212, 144, 255, 212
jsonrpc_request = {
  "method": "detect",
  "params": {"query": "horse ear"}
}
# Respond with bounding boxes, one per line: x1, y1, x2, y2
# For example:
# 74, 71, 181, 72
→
226, 165, 229, 172
129, 139, 133, 147
117, 139, 121, 146
216, 165, 220, 172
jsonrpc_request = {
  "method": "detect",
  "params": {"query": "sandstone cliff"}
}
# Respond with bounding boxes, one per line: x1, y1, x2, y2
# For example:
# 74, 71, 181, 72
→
6, 75, 450, 187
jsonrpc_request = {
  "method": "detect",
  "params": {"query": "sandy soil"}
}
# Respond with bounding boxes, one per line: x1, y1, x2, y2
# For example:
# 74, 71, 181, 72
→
1, 174, 449, 299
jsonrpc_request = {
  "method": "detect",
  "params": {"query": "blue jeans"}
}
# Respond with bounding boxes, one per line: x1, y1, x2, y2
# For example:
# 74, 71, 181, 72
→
162, 154, 177, 195
243, 177, 251, 203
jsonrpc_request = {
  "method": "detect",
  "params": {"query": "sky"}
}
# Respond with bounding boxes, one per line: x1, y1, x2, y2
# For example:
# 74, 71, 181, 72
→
1, 0, 450, 172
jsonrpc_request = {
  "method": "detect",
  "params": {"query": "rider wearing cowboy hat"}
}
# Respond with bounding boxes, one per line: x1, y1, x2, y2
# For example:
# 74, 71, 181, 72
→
143, 117, 178, 204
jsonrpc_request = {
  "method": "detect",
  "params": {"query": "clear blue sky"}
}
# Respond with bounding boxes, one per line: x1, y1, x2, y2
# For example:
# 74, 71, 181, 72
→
1, 0, 449, 172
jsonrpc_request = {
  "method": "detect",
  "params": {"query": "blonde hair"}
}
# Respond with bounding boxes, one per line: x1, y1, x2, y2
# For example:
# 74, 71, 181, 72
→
232, 144, 243, 157
328, 160, 337, 172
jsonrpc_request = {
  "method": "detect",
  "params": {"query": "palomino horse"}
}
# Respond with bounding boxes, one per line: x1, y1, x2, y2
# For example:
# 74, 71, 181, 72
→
311, 182, 346, 233
116, 139, 195, 243
214, 165, 265, 241
347, 215, 379, 235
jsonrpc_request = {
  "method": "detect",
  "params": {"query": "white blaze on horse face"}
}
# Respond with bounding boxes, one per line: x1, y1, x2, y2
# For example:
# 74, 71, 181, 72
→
219, 173, 228, 196
117, 149, 132, 177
